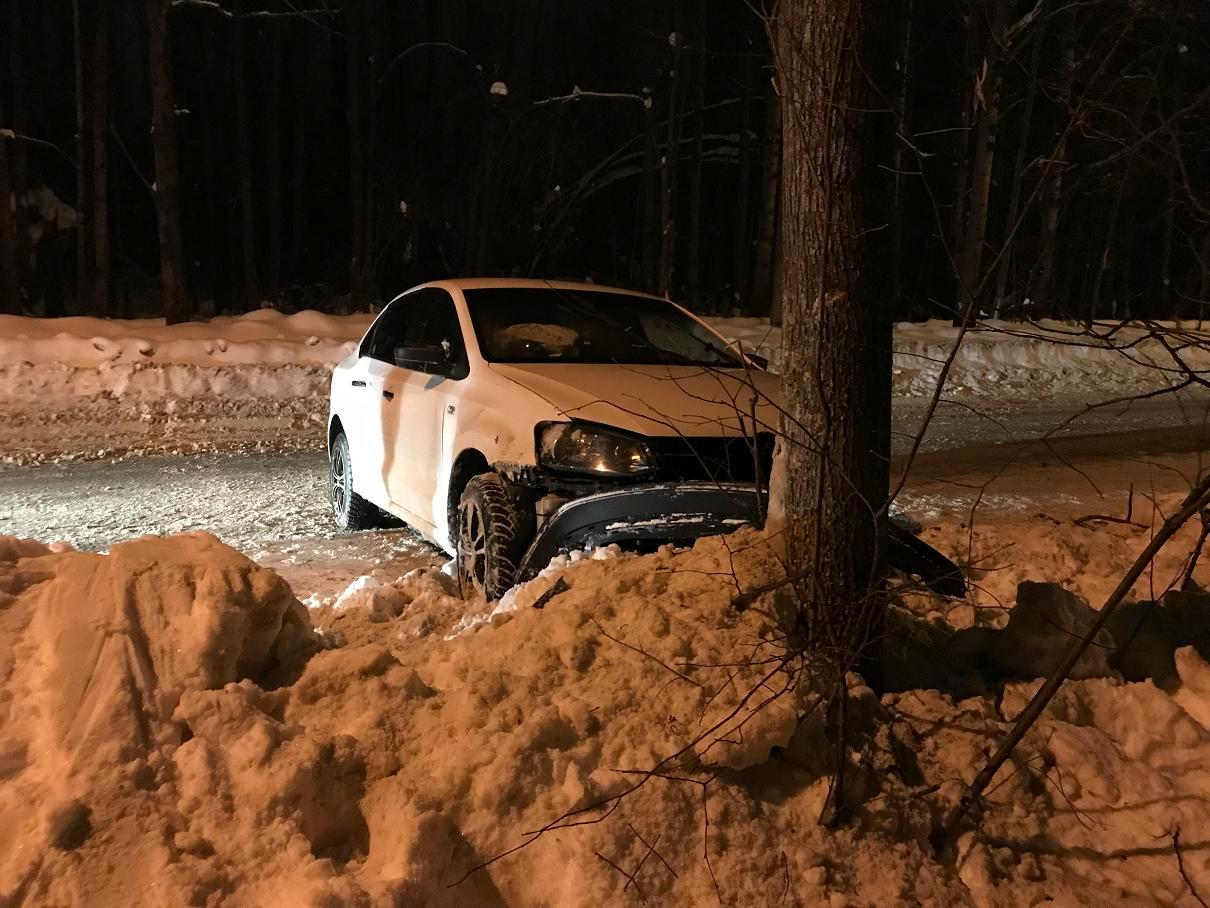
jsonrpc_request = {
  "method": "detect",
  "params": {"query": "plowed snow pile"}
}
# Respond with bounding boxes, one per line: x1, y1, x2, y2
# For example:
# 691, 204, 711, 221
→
3, 311, 1204, 462
4, 515, 1210, 905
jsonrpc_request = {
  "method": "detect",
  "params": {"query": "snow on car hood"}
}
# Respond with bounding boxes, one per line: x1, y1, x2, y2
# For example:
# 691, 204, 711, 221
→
487, 362, 782, 437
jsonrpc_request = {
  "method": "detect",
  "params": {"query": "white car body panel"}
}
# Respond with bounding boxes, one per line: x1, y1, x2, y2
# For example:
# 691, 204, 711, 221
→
328, 278, 779, 555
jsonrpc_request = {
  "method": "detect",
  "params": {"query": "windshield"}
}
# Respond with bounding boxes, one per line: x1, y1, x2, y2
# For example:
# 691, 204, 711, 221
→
463, 287, 743, 367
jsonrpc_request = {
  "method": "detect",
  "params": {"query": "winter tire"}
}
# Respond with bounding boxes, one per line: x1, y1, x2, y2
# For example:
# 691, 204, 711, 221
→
329, 431, 383, 531
457, 473, 529, 600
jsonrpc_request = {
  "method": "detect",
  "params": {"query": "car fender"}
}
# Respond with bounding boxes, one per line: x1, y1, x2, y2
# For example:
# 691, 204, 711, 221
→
429, 370, 557, 552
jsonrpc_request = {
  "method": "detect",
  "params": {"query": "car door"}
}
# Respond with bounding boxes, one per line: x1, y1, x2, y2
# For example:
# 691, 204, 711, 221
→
379, 288, 468, 530
341, 301, 414, 507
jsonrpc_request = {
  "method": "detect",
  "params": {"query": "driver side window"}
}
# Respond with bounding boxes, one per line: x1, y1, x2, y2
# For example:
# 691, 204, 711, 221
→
362, 302, 411, 363
360, 288, 467, 377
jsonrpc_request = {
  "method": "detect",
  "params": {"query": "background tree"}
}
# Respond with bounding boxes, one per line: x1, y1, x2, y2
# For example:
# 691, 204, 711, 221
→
144, 0, 190, 324
1, 0, 1207, 322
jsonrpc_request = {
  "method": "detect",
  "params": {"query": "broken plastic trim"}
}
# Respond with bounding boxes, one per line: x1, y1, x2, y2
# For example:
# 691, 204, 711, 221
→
513, 481, 966, 598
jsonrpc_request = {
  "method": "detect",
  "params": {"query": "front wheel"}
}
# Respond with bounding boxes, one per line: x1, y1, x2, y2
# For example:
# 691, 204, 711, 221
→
457, 473, 529, 599
330, 431, 382, 531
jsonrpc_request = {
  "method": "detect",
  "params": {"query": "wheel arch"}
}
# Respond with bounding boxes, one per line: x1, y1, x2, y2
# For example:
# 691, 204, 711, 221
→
448, 448, 491, 540
328, 414, 345, 453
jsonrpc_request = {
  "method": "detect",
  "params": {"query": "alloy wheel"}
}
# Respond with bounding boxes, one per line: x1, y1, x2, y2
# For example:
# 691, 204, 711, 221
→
458, 497, 487, 594
330, 443, 350, 522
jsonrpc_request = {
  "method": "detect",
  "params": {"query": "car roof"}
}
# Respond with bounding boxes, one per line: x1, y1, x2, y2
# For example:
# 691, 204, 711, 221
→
415, 277, 667, 301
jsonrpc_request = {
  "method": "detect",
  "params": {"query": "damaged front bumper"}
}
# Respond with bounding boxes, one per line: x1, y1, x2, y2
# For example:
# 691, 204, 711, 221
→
514, 481, 766, 583
513, 480, 966, 598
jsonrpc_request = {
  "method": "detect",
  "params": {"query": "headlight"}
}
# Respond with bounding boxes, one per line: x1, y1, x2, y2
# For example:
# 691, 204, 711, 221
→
537, 422, 656, 476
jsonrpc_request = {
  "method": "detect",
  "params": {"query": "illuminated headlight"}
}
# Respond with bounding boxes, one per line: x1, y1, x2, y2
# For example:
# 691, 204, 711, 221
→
537, 422, 656, 476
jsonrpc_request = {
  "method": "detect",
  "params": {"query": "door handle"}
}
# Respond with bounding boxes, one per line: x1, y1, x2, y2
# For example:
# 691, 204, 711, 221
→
351, 379, 367, 387
382, 390, 395, 401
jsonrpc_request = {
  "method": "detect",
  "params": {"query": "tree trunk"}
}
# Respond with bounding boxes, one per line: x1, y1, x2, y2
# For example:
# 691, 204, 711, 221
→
1031, 16, 1074, 317
731, 53, 754, 310
8, 0, 28, 299
956, 0, 1011, 312
684, 2, 706, 307
640, 102, 660, 292
1198, 230, 1210, 326
657, 10, 686, 298
201, 19, 230, 311
777, 0, 895, 661
91, 0, 110, 317
72, 0, 93, 317
232, 0, 259, 309
890, 0, 913, 317
267, 9, 284, 299
144, 0, 190, 324
290, 21, 308, 283
0, 109, 18, 314
992, 8, 1043, 317
749, 91, 781, 317
346, 0, 368, 308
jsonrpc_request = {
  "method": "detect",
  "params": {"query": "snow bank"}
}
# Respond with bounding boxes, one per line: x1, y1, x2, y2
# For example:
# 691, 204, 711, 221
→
0, 310, 370, 461
2, 311, 1204, 461
707, 316, 1210, 400
8, 516, 1210, 904
0, 309, 370, 369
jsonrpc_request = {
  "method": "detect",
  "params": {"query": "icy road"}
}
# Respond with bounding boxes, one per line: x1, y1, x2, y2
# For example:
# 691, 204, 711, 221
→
0, 393, 1206, 599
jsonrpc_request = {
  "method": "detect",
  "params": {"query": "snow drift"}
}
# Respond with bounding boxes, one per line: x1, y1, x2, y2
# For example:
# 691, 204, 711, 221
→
5, 513, 1210, 905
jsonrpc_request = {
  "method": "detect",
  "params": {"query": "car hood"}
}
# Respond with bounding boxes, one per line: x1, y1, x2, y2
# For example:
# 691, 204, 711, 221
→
487, 362, 782, 437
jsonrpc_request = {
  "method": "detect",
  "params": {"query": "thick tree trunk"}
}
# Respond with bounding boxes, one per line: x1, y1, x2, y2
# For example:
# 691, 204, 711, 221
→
145, 0, 190, 324
777, 0, 895, 652
91, 0, 110, 317
232, 0, 259, 309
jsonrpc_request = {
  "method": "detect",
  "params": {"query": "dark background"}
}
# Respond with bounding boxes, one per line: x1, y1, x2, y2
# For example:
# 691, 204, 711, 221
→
2, 0, 1208, 322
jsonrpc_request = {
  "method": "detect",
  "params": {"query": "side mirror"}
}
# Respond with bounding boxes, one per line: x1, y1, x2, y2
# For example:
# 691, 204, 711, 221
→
747, 353, 770, 371
394, 342, 451, 371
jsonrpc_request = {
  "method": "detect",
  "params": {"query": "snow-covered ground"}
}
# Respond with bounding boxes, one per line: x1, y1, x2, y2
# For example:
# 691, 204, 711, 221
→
1, 310, 1205, 464
3, 501, 1210, 906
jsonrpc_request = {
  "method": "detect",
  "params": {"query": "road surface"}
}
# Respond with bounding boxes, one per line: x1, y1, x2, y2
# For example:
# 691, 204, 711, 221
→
1, 393, 1206, 598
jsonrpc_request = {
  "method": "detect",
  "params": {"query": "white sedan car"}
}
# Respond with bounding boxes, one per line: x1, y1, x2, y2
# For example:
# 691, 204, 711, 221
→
327, 278, 963, 599
327, 279, 781, 597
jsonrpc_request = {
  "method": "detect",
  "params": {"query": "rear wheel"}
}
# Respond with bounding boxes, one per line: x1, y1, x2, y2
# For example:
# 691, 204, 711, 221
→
330, 432, 382, 531
457, 473, 529, 599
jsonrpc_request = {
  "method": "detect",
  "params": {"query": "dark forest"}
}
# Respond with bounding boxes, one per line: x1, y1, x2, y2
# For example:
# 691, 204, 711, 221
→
2, 0, 1208, 323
